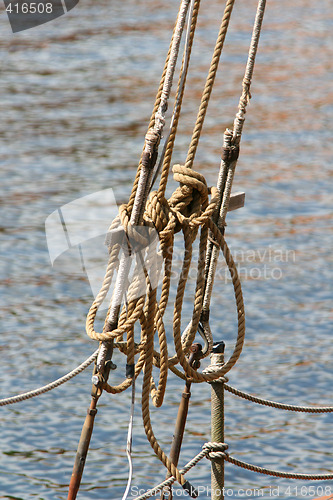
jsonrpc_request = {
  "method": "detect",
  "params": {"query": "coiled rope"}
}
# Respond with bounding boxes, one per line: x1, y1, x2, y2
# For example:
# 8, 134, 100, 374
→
81, 0, 249, 490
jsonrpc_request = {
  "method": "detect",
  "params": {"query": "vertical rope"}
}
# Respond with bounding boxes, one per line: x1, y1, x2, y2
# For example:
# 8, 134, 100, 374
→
202, 0, 267, 314
127, 1, 182, 214
184, 0, 236, 170
233, 0, 266, 142
157, 0, 201, 197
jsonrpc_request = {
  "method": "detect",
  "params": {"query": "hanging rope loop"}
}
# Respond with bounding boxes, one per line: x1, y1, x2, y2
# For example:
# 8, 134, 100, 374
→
83, 0, 269, 490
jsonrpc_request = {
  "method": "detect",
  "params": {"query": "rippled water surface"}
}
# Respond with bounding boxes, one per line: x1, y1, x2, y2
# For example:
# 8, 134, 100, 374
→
0, 1, 332, 499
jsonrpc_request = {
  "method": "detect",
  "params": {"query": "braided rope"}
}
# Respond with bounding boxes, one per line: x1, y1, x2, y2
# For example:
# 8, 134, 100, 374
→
233, 0, 266, 142
0, 0, 263, 491
134, 446, 211, 500
154, 0, 200, 195
133, 438, 333, 500
81, 0, 248, 473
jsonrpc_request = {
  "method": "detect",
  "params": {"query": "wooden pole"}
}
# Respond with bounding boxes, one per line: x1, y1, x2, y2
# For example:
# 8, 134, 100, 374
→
67, 346, 114, 499
160, 344, 202, 500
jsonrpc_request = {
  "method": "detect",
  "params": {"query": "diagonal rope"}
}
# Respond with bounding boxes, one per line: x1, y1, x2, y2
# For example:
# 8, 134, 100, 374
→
184, 0, 236, 170
0, 350, 98, 406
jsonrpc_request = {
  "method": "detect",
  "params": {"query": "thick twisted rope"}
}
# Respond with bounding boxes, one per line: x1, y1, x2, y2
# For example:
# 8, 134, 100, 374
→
184, 0, 236, 171
82, 1, 249, 489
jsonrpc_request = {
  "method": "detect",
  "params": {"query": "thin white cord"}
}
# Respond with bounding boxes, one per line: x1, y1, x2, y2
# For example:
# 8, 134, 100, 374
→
122, 376, 136, 500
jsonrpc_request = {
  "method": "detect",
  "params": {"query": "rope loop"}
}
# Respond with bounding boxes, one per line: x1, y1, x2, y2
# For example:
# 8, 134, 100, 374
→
82, 0, 269, 489
172, 164, 208, 200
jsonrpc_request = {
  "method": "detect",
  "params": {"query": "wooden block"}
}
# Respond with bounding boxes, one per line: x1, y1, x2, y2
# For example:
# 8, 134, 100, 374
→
228, 191, 245, 212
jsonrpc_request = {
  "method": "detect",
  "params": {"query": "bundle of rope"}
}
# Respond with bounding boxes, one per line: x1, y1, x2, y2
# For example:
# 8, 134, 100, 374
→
82, 0, 265, 494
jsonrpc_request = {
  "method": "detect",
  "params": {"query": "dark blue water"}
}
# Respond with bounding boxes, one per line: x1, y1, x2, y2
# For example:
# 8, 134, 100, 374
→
0, 0, 332, 499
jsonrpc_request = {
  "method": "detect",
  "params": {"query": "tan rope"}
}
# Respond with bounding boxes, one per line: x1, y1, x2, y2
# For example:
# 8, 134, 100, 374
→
225, 454, 333, 480
0, 350, 98, 406
157, 0, 201, 198
83, 0, 256, 490
225, 384, 333, 413
184, 0, 236, 170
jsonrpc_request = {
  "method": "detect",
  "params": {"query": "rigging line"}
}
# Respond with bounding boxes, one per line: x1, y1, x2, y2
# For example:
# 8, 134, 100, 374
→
96, 0, 192, 372
184, 0, 236, 170
202, 0, 267, 314
224, 383, 333, 413
233, 0, 266, 141
134, 447, 209, 500
135, 0, 193, 222
150, 0, 196, 192
0, 349, 98, 406
122, 376, 136, 500
154, 0, 191, 133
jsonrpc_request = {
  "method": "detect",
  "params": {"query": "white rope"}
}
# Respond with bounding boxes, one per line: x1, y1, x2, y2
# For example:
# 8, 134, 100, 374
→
151, 0, 195, 190
122, 377, 136, 500
154, 0, 191, 132
233, 0, 266, 140
0, 349, 98, 406
97, 0, 192, 372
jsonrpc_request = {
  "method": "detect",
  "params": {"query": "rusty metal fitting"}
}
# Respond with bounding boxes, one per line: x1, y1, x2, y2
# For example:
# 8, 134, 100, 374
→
87, 408, 98, 417
189, 342, 203, 356
188, 343, 203, 369
181, 392, 191, 400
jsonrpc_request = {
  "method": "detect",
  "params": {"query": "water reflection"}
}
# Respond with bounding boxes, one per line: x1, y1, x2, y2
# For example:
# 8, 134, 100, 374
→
0, 0, 332, 498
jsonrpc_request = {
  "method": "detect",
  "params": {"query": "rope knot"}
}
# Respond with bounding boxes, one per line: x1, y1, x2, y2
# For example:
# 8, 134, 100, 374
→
172, 164, 208, 203
203, 442, 228, 460
168, 164, 209, 230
